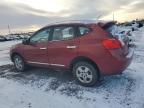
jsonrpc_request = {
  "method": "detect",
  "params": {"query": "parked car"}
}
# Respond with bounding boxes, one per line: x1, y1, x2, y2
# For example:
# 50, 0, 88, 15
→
10, 21, 134, 86
14, 35, 22, 40
5, 35, 15, 41
138, 22, 143, 28
0, 36, 7, 42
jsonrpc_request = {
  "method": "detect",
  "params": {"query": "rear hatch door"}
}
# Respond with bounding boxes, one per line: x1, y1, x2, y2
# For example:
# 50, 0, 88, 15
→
100, 22, 132, 57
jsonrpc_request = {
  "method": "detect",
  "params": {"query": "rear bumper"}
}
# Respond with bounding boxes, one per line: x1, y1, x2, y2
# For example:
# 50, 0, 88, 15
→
99, 48, 134, 75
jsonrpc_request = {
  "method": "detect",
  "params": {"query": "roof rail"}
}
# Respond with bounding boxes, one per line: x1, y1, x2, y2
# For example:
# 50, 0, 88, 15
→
46, 20, 105, 26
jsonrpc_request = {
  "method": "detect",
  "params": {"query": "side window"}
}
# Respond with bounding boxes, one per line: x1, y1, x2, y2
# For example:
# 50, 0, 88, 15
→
53, 26, 74, 41
79, 26, 91, 36
30, 29, 50, 43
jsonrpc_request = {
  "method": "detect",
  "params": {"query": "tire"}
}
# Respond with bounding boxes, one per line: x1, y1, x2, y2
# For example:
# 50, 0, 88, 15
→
73, 61, 99, 86
13, 54, 27, 72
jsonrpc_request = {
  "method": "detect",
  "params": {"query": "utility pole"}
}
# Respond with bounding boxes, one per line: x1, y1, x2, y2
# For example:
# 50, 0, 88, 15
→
8, 25, 11, 34
113, 12, 115, 21
97, 14, 102, 20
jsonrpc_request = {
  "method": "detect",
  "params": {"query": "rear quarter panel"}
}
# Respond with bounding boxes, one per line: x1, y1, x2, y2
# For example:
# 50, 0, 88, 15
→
78, 25, 113, 74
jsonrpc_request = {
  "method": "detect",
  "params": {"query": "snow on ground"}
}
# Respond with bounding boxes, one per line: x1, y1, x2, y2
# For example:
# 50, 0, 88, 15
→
0, 27, 144, 108
0, 78, 98, 108
0, 40, 21, 66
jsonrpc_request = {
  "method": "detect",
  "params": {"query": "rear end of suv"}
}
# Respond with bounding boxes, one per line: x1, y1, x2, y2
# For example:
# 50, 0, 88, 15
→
91, 22, 133, 75
10, 21, 133, 86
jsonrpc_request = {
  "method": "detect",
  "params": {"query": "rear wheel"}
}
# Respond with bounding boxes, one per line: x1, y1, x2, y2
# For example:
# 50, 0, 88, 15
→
73, 62, 99, 86
13, 55, 27, 72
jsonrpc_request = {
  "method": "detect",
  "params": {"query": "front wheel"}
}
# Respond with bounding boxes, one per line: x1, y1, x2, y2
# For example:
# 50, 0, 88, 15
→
13, 55, 27, 72
73, 62, 99, 86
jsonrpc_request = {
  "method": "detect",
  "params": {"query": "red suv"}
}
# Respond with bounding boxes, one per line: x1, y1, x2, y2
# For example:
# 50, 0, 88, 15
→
10, 21, 133, 86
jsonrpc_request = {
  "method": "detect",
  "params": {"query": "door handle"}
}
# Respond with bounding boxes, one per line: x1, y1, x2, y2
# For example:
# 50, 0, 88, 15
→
66, 46, 77, 49
40, 48, 47, 50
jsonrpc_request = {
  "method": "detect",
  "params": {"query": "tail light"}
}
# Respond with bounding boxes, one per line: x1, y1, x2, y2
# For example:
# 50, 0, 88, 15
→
102, 39, 122, 49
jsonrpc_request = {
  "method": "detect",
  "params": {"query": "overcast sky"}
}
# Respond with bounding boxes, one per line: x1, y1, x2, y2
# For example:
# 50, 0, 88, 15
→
0, 0, 144, 34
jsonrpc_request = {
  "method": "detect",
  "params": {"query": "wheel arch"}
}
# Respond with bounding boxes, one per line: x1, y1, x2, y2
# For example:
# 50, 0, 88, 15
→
11, 52, 24, 62
70, 56, 101, 77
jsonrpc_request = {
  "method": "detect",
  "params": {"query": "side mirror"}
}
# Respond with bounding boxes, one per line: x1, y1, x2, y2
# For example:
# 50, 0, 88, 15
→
22, 38, 30, 45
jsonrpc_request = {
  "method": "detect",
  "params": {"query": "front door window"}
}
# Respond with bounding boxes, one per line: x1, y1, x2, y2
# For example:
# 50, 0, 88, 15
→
30, 29, 50, 44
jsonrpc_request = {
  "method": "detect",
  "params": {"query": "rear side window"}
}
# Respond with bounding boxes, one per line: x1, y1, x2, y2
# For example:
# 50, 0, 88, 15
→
79, 26, 91, 36
52, 26, 74, 41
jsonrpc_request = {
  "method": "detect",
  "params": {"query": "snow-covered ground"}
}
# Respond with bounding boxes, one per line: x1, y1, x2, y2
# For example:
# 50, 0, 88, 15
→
0, 27, 144, 108
0, 40, 21, 66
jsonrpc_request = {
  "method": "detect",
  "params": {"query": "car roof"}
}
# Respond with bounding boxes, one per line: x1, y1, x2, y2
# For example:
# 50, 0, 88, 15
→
44, 20, 113, 27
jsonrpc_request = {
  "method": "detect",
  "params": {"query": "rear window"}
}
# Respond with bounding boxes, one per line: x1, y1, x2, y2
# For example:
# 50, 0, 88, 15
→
102, 22, 127, 40
102, 22, 117, 37
52, 26, 74, 41
102, 22, 116, 33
